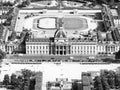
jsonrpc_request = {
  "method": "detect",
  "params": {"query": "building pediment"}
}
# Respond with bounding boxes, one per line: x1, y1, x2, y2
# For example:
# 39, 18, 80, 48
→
55, 41, 66, 45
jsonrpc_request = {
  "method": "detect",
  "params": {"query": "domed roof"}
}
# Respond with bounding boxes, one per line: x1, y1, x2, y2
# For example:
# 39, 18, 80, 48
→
54, 27, 67, 38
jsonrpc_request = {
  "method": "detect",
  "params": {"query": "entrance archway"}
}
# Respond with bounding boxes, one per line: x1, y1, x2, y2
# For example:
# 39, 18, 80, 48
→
55, 45, 70, 55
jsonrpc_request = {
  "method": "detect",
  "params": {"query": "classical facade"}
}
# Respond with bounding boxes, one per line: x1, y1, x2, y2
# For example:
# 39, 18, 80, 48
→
26, 28, 120, 56
97, 42, 120, 55
26, 40, 120, 56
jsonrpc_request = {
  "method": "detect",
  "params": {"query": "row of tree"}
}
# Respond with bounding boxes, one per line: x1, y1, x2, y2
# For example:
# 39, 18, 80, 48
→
94, 70, 120, 90
2, 69, 36, 90
1, 0, 120, 7
72, 69, 120, 90
1, 2, 14, 6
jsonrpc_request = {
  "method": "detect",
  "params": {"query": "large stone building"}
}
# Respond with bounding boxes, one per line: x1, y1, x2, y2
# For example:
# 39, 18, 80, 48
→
1, 3, 120, 61
21, 8, 120, 57
26, 38, 120, 56
23, 9, 98, 56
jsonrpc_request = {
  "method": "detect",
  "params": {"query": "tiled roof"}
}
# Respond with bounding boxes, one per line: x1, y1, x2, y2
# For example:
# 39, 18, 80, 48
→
27, 38, 50, 42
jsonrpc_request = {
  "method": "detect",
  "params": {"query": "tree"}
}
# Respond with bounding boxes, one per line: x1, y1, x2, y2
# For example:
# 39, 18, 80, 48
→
95, 0, 115, 6
20, 0, 31, 7
17, 75, 24, 90
115, 50, 120, 59
31, 0, 41, 2
21, 69, 36, 90
10, 74, 17, 88
115, 74, 120, 89
94, 76, 103, 90
101, 76, 110, 90
72, 81, 78, 90
107, 71, 115, 89
3, 74, 10, 86
29, 78, 36, 90
21, 69, 35, 79
26, 0, 31, 5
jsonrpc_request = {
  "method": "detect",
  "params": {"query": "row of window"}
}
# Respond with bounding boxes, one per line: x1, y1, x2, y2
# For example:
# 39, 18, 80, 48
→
27, 46, 49, 50
71, 50, 96, 54
71, 46, 96, 50
107, 47, 115, 52
7, 46, 17, 51
114, 19, 120, 24
98, 46, 106, 51
27, 50, 49, 54
98, 46, 119, 52
26, 45, 119, 54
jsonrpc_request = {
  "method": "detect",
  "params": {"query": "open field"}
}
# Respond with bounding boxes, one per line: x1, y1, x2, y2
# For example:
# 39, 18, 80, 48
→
33, 17, 88, 30
63, 17, 88, 30
38, 17, 56, 29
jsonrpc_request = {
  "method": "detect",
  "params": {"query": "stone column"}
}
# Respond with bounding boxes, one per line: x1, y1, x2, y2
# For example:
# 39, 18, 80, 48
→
62, 46, 64, 55
59, 46, 60, 55
55, 45, 57, 55
66, 45, 69, 55
110, 46, 112, 53
51, 45, 52, 55
65, 45, 67, 55
68, 46, 70, 54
